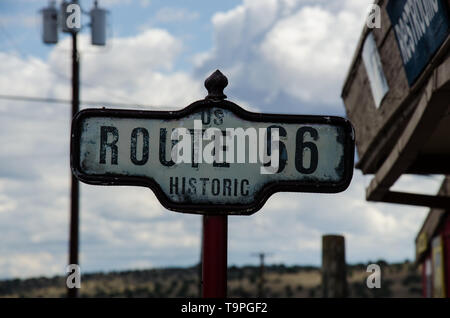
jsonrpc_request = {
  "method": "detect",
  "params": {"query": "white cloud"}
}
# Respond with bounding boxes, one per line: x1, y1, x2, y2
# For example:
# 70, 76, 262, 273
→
195, 0, 373, 114
0, 0, 442, 280
154, 7, 200, 24
96, 0, 133, 6
46, 29, 203, 108
0, 52, 55, 97
0, 14, 39, 29
0, 252, 64, 279
229, 171, 435, 266
139, 0, 151, 8
259, 7, 361, 103
0, 193, 16, 214
0, 27, 203, 278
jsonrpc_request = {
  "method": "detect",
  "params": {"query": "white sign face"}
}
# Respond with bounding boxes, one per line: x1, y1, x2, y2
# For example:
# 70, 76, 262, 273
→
72, 101, 354, 215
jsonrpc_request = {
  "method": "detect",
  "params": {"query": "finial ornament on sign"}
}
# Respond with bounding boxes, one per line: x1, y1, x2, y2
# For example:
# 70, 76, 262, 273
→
205, 70, 228, 101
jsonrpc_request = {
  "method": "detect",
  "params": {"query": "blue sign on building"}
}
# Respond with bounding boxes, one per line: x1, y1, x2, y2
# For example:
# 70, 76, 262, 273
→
387, 0, 450, 86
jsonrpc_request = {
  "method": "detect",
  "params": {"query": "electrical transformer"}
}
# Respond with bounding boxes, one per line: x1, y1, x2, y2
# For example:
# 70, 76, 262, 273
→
42, 4, 58, 44
91, 2, 107, 46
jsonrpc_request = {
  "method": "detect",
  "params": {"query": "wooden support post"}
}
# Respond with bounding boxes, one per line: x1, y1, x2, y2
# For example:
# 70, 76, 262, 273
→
322, 235, 348, 298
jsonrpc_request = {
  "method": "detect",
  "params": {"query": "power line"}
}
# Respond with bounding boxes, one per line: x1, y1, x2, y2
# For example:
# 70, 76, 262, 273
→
41, 54, 149, 107
0, 18, 146, 109
0, 93, 162, 109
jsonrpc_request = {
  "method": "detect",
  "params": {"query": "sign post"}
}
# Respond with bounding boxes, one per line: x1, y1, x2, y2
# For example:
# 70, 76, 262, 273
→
202, 215, 228, 298
70, 70, 355, 297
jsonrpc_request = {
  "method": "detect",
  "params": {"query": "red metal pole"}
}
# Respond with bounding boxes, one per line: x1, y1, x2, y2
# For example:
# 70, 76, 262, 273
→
202, 215, 228, 298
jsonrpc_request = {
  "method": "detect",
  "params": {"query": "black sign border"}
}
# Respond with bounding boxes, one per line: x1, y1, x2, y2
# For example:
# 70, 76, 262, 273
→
71, 99, 355, 215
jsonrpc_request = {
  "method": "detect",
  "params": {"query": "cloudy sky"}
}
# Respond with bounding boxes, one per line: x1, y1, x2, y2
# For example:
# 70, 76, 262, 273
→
0, 0, 444, 279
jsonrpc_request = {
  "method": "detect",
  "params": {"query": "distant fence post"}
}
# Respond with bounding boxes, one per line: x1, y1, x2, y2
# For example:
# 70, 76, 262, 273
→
322, 235, 348, 298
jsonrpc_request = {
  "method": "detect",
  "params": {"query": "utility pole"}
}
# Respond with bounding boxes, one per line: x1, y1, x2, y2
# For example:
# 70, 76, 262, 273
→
68, 29, 80, 299
40, 0, 108, 298
251, 252, 272, 298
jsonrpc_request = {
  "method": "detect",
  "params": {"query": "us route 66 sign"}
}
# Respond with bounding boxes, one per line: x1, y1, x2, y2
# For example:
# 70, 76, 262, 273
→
71, 71, 355, 215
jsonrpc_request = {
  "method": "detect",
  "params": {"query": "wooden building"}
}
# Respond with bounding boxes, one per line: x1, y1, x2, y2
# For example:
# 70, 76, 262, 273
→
341, 0, 450, 297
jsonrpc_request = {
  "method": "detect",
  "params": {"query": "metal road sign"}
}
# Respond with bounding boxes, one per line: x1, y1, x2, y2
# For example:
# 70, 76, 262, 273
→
387, 0, 450, 86
71, 71, 355, 215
